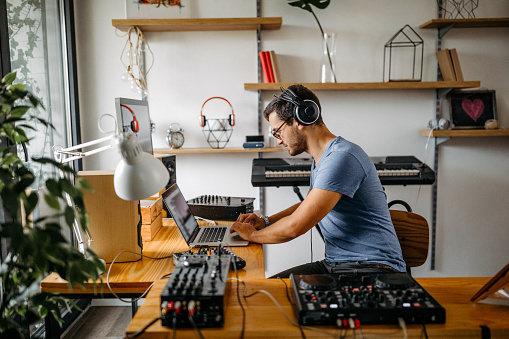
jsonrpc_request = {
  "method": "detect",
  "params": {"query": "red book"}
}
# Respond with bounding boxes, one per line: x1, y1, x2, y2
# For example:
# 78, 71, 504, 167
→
259, 51, 270, 83
264, 51, 275, 83
259, 51, 274, 83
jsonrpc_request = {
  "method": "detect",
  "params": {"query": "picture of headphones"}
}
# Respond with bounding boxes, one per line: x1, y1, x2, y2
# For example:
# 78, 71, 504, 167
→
275, 86, 321, 126
199, 97, 235, 128
121, 104, 139, 133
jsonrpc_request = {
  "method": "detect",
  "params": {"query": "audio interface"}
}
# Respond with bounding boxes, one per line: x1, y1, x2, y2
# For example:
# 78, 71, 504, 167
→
161, 254, 231, 328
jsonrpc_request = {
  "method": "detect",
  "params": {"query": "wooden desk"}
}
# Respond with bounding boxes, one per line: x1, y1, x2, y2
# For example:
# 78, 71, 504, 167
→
41, 219, 265, 295
40, 219, 264, 337
126, 277, 509, 338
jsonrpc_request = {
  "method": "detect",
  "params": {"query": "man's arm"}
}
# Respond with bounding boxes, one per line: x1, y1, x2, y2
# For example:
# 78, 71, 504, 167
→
231, 188, 342, 244
236, 202, 301, 230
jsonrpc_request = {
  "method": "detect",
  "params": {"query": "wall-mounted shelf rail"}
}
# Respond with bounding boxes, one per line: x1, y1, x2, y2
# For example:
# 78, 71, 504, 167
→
112, 17, 282, 32
244, 81, 481, 91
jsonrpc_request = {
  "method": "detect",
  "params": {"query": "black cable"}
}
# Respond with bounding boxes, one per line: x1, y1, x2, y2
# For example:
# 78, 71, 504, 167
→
188, 316, 205, 339
172, 315, 177, 339
421, 321, 429, 339
125, 316, 161, 338
229, 245, 246, 339
278, 278, 306, 339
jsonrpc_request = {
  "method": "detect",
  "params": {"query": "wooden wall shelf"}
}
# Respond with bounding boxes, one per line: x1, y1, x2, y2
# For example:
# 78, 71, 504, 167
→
112, 17, 282, 32
420, 18, 509, 29
420, 129, 509, 137
244, 81, 481, 91
154, 147, 283, 155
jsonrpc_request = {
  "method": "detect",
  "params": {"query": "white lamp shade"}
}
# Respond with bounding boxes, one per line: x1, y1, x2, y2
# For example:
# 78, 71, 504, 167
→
114, 152, 169, 201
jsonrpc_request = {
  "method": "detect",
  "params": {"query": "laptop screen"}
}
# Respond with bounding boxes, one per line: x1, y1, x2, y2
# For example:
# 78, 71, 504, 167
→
162, 184, 199, 243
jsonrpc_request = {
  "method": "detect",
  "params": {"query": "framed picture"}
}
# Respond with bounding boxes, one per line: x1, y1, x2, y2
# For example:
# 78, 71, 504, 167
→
449, 90, 497, 129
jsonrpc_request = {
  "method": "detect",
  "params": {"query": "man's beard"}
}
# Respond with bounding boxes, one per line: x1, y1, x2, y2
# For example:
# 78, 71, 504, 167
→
288, 132, 307, 156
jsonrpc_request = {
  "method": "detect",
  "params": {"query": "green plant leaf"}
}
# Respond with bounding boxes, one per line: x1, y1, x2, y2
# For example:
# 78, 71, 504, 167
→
76, 177, 93, 192
2, 72, 16, 85
288, 0, 330, 12
64, 205, 75, 227
45, 178, 62, 197
43, 193, 61, 210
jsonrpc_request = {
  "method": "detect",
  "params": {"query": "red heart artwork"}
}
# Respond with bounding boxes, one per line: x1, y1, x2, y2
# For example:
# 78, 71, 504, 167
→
461, 98, 485, 121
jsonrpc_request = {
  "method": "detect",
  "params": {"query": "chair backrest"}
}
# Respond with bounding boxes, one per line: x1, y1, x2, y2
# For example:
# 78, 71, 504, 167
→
390, 210, 430, 269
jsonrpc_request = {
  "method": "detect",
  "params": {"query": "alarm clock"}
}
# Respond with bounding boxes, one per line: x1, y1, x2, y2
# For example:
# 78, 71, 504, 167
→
166, 123, 185, 149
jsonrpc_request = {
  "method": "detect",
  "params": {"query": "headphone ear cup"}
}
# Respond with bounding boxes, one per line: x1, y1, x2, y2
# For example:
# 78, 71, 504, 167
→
428, 118, 450, 130
131, 116, 139, 133
438, 118, 450, 130
200, 115, 207, 128
294, 100, 320, 126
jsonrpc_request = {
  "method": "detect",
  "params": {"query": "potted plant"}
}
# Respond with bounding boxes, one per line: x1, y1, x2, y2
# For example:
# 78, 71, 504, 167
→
0, 72, 105, 338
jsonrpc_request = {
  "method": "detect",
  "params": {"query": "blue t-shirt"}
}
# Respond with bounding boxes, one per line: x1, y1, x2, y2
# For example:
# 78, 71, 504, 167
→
310, 136, 406, 272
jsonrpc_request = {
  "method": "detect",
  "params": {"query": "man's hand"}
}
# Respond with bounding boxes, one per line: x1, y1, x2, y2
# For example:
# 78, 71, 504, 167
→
236, 213, 265, 230
230, 221, 257, 242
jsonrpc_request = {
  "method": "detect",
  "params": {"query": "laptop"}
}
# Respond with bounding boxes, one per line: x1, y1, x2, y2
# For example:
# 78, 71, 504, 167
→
162, 183, 249, 247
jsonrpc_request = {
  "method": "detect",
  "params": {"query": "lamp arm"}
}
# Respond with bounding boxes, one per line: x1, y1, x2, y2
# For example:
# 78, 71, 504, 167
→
54, 134, 116, 163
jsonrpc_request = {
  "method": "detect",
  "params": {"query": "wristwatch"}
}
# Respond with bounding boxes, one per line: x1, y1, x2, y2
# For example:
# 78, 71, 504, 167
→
263, 216, 270, 228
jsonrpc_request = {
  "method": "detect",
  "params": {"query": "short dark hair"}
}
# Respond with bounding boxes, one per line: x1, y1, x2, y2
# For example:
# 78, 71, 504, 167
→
263, 84, 323, 125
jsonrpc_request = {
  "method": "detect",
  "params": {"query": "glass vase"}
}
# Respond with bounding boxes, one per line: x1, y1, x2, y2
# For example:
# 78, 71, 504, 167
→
320, 32, 337, 83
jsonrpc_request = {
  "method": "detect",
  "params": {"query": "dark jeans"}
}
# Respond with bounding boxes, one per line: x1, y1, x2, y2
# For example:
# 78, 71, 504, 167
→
269, 260, 398, 279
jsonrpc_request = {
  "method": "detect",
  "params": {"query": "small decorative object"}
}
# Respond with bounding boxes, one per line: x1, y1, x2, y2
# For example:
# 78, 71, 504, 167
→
449, 90, 497, 129
484, 119, 499, 130
119, 26, 154, 96
199, 97, 235, 149
437, 0, 479, 19
383, 25, 423, 82
166, 123, 185, 149
287, 0, 337, 83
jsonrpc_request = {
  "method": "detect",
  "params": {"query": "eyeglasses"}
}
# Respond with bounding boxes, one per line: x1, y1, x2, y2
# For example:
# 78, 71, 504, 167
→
272, 119, 290, 140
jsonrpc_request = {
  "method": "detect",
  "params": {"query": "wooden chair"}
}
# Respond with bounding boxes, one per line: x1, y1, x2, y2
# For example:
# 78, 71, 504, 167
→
389, 209, 430, 274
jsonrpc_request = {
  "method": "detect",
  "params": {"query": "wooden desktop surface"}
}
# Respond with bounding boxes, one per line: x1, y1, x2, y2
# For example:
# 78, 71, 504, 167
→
40, 219, 265, 295
126, 277, 509, 338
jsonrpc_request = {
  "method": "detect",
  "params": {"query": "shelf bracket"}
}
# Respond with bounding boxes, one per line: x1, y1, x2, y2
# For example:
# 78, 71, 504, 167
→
437, 87, 453, 99
436, 137, 450, 145
438, 23, 454, 39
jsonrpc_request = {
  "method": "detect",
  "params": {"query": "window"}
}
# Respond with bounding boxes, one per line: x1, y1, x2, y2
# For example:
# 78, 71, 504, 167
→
7, 0, 70, 187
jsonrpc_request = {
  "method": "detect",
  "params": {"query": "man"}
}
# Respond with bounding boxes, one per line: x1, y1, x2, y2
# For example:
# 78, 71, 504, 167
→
230, 84, 405, 277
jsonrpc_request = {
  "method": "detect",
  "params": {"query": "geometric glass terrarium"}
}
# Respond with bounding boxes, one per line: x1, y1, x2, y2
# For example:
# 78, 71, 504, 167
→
383, 24, 424, 82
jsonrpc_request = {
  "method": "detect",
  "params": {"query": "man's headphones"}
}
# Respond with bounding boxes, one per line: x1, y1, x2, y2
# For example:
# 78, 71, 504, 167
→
275, 87, 320, 126
121, 104, 139, 133
199, 97, 235, 128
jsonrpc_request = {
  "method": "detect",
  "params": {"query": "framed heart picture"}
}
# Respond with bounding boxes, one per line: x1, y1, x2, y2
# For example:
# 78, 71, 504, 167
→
449, 90, 497, 129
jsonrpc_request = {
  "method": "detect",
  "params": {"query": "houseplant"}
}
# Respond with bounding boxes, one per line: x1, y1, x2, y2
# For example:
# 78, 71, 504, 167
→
0, 72, 105, 338
287, 0, 337, 82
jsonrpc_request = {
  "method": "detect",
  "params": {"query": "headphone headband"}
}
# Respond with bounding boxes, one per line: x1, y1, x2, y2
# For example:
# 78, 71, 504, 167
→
200, 96, 235, 127
121, 104, 139, 133
275, 86, 320, 126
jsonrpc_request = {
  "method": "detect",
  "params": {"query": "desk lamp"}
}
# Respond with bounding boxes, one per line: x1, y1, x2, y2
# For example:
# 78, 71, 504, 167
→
54, 131, 169, 255
55, 132, 169, 200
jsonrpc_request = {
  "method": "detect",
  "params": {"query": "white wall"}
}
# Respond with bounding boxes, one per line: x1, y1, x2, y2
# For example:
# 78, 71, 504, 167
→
74, 0, 509, 279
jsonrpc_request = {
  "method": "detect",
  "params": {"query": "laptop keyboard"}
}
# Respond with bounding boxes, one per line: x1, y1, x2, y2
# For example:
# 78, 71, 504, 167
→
198, 227, 226, 243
